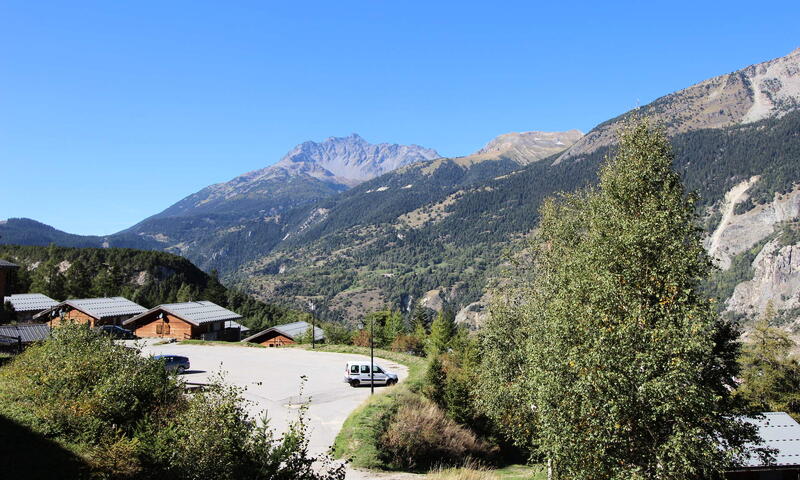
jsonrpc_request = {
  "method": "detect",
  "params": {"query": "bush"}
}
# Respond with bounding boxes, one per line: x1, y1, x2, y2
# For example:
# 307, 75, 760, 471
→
0, 324, 175, 440
390, 334, 425, 356
0, 325, 345, 480
379, 395, 497, 471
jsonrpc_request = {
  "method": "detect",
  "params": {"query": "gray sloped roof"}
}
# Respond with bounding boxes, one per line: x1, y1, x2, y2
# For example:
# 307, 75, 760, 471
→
4, 293, 60, 312
34, 297, 147, 320
242, 321, 324, 343
0, 324, 50, 345
225, 320, 250, 332
0, 259, 19, 268
738, 412, 800, 468
123, 301, 242, 327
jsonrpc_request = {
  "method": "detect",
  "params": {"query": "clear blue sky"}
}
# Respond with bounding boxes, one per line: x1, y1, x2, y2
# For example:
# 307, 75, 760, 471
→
1, 1, 798, 235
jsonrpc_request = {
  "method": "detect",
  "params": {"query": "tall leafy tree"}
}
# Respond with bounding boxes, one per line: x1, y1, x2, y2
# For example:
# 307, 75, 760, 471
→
479, 120, 762, 479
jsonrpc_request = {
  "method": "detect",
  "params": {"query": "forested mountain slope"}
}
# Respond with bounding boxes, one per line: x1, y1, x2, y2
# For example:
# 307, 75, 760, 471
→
236, 102, 800, 326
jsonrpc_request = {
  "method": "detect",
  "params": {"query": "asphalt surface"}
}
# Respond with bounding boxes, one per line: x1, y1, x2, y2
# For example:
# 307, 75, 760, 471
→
134, 342, 408, 458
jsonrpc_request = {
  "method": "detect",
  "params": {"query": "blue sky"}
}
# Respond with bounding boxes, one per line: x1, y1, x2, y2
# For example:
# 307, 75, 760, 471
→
1, 1, 799, 235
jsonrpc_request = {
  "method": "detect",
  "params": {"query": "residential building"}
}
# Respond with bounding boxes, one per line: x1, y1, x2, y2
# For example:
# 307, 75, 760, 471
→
241, 320, 324, 347
3, 293, 59, 322
728, 412, 800, 479
34, 297, 147, 327
123, 301, 243, 341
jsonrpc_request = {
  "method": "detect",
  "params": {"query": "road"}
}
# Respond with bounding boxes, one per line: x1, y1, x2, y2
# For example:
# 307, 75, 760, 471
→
135, 342, 408, 460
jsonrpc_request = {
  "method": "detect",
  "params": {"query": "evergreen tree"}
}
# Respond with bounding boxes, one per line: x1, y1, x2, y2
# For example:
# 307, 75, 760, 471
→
65, 260, 92, 298
736, 305, 800, 420
176, 283, 198, 302
382, 311, 405, 346
479, 119, 762, 479
427, 310, 455, 357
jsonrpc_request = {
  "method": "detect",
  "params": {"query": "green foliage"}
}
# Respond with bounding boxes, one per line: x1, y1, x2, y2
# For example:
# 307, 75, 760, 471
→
0, 324, 175, 440
321, 321, 355, 345
479, 120, 763, 479
736, 306, 800, 420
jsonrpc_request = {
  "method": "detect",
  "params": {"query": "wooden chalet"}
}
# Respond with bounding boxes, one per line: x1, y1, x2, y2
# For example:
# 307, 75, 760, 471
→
0, 324, 50, 353
0, 260, 19, 298
33, 297, 147, 327
123, 301, 243, 341
241, 321, 324, 347
3, 293, 59, 322
727, 412, 800, 479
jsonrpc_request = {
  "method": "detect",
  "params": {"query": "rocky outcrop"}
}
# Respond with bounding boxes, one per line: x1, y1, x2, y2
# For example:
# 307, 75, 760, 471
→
727, 238, 800, 318
455, 301, 488, 331
707, 183, 800, 270
420, 289, 445, 312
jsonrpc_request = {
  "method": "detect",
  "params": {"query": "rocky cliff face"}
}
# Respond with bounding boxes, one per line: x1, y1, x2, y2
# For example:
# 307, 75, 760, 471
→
558, 47, 800, 163
727, 238, 800, 319
701, 178, 800, 324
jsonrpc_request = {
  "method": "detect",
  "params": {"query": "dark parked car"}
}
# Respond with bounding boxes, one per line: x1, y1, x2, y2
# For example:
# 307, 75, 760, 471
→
154, 354, 190, 374
97, 325, 136, 339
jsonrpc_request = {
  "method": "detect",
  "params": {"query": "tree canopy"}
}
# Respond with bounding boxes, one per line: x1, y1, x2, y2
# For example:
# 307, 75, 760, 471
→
479, 119, 763, 479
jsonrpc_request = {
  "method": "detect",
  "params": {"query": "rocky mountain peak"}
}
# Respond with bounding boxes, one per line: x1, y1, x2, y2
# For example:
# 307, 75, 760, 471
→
467, 129, 583, 165
275, 134, 440, 183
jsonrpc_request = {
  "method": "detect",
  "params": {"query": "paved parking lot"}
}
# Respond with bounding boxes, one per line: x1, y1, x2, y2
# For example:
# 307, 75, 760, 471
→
135, 342, 408, 457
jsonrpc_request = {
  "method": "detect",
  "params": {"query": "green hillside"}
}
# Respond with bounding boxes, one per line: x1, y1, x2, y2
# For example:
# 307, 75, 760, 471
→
236, 109, 800, 320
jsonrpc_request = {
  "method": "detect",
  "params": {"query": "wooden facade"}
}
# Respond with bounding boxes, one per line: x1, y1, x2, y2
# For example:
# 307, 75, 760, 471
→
256, 331, 295, 347
47, 309, 134, 328
127, 311, 225, 340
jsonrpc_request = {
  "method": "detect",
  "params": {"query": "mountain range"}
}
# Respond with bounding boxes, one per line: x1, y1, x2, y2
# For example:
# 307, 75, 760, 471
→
4, 47, 800, 328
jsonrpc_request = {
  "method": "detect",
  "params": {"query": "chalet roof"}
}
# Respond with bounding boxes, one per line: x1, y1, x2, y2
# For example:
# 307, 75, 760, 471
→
225, 320, 250, 332
0, 324, 50, 345
0, 259, 19, 269
3, 293, 59, 312
242, 321, 324, 343
738, 412, 800, 469
123, 301, 242, 327
34, 297, 147, 320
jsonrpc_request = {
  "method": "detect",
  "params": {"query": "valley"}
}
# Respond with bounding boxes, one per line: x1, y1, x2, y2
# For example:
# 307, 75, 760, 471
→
4, 48, 800, 330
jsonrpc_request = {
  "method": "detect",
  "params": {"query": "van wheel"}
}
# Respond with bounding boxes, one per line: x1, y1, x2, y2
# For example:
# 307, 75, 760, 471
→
350, 380, 359, 388
388, 379, 397, 386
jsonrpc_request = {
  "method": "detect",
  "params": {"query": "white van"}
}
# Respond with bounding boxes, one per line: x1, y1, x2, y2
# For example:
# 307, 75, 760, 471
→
344, 361, 398, 387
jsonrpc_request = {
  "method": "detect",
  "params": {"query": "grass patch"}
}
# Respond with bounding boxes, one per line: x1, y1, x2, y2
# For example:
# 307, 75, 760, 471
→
178, 339, 266, 348
425, 464, 545, 480
295, 344, 427, 469
492, 464, 546, 480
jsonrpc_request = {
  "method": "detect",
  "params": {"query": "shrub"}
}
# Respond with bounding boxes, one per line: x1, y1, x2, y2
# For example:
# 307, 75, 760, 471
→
0, 325, 345, 480
0, 324, 175, 440
352, 329, 371, 347
390, 334, 425, 356
380, 395, 497, 471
